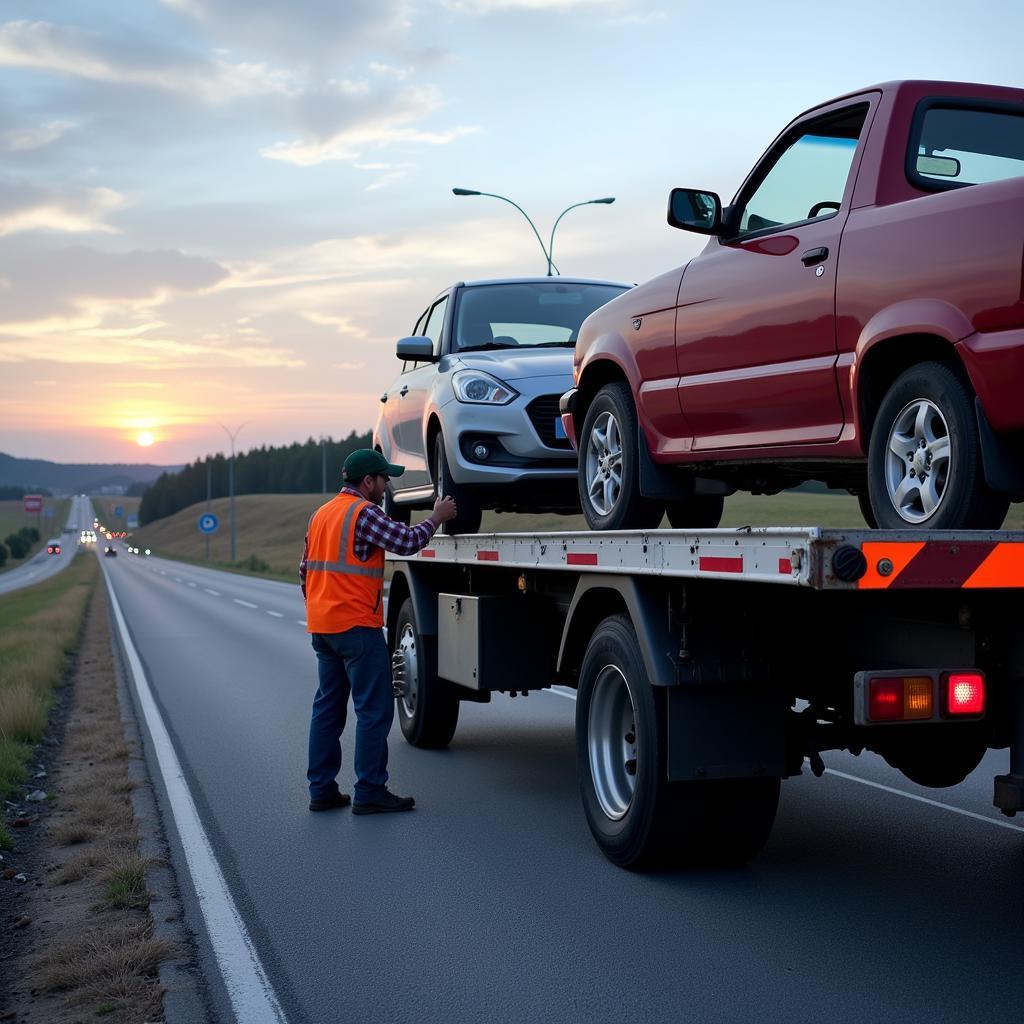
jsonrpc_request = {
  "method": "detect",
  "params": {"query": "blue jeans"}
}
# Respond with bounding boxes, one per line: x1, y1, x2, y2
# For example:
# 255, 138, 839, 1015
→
307, 627, 394, 803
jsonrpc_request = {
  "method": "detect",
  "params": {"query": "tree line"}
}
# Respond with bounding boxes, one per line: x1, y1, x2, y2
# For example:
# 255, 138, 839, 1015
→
138, 432, 373, 524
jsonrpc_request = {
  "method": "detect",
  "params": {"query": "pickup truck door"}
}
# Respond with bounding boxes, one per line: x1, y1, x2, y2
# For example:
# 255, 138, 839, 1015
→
675, 101, 872, 451
396, 293, 449, 489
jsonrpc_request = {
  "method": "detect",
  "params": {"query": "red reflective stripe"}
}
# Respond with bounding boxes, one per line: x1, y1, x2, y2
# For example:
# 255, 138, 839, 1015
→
477, 550, 499, 561
566, 552, 598, 566
421, 549, 436, 558
699, 556, 743, 573
778, 558, 792, 575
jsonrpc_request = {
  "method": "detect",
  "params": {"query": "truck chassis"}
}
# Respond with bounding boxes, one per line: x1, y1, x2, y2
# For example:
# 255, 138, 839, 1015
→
387, 528, 1024, 868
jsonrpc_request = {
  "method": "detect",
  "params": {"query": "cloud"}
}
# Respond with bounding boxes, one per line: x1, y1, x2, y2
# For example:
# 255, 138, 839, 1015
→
442, 0, 626, 10
301, 312, 370, 339
160, 0, 413, 64
0, 19, 298, 103
1, 119, 74, 153
0, 183, 125, 236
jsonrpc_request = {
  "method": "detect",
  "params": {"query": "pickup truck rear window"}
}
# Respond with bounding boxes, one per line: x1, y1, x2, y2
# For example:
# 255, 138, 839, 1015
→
909, 101, 1024, 190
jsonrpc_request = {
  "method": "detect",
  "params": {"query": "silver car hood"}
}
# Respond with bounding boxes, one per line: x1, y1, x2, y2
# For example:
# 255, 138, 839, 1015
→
452, 347, 573, 382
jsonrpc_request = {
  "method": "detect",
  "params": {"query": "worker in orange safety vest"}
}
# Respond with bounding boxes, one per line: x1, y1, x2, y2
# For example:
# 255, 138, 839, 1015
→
300, 449, 456, 813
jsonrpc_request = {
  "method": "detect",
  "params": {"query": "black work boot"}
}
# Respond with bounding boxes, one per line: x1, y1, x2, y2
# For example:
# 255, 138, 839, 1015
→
309, 792, 352, 812
352, 790, 416, 815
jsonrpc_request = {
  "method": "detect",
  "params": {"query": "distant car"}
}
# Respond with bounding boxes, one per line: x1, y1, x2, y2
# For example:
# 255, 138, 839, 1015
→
104, 546, 117, 557
46, 539, 61, 555
373, 277, 630, 533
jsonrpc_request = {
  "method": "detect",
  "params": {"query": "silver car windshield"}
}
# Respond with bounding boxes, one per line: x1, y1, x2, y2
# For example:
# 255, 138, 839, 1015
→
454, 282, 627, 352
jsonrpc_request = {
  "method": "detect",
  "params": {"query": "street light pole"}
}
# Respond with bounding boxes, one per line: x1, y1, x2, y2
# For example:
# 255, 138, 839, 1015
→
453, 188, 614, 276
548, 197, 615, 277
219, 423, 246, 563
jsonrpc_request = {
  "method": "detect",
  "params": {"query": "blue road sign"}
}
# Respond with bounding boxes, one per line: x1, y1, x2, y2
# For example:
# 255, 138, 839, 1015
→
198, 512, 219, 535
42, 507, 53, 518
114, 505, 124, 517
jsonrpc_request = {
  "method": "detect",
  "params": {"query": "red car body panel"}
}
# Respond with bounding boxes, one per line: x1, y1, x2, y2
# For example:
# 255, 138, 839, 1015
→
572, 80, 1024, 472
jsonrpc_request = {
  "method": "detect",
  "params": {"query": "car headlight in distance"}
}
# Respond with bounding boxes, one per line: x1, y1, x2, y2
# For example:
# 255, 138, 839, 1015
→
452, 369, 519, 405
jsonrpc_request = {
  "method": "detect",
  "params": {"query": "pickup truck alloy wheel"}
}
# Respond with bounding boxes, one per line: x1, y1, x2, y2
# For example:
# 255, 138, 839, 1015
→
868, 362, 1009, 530
393, 597, 459, 748
578, 383, 664, 530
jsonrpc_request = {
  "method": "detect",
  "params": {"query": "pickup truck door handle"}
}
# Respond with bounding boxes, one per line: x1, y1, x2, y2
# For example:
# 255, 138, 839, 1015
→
399, 385, 409, 397
801, 246, 829, 266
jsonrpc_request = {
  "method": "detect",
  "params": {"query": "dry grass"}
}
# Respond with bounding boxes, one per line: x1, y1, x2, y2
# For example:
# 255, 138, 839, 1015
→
102, 852, 151, 910
51, 849, 104, 885
0, 497, 70, 575
0, 554, 97, 799
50, 818, 98, 846
34, 919, 175, 1014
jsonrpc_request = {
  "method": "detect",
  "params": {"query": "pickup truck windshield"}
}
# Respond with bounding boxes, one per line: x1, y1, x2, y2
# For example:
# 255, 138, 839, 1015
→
455, 282, 628, 351
912, 104, 1024, 188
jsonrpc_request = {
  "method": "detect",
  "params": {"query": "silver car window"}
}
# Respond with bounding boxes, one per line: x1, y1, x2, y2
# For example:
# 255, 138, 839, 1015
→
423, 296, 449, 358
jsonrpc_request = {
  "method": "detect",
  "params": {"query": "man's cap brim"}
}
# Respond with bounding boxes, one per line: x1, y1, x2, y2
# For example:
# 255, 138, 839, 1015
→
385, 462, 405, 478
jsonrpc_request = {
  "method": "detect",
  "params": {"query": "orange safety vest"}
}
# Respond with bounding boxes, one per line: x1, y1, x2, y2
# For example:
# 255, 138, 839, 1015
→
304, 492, 385, 634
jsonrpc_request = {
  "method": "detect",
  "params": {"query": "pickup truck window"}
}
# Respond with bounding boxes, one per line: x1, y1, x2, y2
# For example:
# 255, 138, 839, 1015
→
737, 105, 867, 236
910, 102, 1024, 189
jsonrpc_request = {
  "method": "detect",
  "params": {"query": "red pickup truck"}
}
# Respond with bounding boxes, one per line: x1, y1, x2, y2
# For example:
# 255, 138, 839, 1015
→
561, 80, 1024, 531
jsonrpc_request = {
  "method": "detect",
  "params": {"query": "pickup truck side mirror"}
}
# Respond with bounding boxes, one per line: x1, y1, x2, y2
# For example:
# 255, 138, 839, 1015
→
667, 188, 723, 235
396, 337, 437, 362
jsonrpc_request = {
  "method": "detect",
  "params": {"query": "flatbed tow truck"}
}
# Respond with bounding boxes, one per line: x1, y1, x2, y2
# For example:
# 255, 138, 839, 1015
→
387, 527, 1024, 868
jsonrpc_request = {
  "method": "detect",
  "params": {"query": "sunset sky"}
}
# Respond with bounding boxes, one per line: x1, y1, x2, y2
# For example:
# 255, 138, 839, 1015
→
1, 0, 1021, 465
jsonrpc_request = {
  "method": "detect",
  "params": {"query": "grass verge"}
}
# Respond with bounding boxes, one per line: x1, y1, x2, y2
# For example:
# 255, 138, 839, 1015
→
0, 497, 71, 575
0, 552, 96, 815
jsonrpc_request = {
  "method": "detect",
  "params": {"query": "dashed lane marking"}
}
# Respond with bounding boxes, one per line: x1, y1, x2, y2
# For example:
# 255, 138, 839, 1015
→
296, 620, 306, 627
266, 610, 283, 618
233, 599, 258, 609
204, 588, 220, 596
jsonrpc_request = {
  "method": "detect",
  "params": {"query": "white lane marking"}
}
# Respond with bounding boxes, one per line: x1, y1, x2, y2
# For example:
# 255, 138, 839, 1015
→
543, 688, 1024, 834
174, 577, 183, 583
233, 599, 258, 609
296, 620, 306, 627
266, 610, 283, 618
823, 767, 1024, 834
204, 588, 221, 597
159, 570, 167, 575
101, 568, 288, 1023
187, 582, 197, 588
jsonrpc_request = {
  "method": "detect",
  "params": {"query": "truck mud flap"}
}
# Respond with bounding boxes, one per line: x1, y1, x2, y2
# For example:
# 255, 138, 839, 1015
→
667, 687, 786, 782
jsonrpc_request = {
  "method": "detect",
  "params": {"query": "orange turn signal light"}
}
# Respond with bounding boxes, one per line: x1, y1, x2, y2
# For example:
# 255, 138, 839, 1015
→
867, 676, 934, 722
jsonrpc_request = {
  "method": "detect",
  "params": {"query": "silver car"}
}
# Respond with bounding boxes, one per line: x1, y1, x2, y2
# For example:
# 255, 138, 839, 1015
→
374, 277, 630, 533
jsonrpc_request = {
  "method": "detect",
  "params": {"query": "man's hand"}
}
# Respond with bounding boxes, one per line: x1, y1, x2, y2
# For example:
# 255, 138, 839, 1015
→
430, 495, 457, 525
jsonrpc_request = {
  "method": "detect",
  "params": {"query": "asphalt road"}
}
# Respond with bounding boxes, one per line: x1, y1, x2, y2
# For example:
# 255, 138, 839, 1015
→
102, 549, 1024, 1024
0, 494, 94, 596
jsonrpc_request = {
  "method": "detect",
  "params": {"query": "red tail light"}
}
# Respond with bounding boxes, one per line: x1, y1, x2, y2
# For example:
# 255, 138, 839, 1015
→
868, 678, 904, 721
944, 672, 985, 716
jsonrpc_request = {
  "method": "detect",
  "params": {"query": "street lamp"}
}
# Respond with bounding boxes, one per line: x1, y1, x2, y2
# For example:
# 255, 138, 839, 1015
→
548, 197, 615, 277
219, 422, 246, 563
452, 188, 614, 276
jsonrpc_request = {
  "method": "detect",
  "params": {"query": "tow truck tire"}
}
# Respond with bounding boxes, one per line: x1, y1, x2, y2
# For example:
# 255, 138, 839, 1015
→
665, 495, 725, 529
868, 362, 1009, 530
393, 598, 459, 749
880, 731, 987, 788
576, 614, 779, 869
578, 383, 664, 531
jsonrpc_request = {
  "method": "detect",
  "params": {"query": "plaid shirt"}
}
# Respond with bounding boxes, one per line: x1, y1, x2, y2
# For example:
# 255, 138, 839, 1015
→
299, 487, 437, 594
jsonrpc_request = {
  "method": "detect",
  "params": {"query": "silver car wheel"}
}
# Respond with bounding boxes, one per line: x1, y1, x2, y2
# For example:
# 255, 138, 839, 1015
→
585, 410, 623, 517
391, 623, 419, 717
588, 665, 637, 821
884, 398, 952, 524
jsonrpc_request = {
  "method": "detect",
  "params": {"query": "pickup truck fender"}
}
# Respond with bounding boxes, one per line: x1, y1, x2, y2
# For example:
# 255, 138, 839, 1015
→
848, 298, 974, 438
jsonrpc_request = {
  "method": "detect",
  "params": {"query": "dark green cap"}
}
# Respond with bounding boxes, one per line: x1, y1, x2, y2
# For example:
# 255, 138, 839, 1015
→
343, 448, 405, 482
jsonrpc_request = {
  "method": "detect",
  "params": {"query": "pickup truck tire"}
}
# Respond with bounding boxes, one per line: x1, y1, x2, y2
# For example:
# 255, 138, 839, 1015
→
578, 383, 664, 531
393, 598, 459, 748
665, 495, 725, 529
868, 362, 1009, 530
576, 614, 779, 869
434, 433, 483, 535
383, 485, 412, 525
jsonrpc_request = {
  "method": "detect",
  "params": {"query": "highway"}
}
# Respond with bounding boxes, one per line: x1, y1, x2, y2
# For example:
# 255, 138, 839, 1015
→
0, 494, 94, 596
101, 549, 1024, 1024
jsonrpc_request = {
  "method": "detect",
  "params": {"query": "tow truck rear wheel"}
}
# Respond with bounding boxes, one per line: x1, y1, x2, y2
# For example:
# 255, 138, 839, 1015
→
576, 614, 779, 869
665, 494, 725, 529
392, 598, 459, 748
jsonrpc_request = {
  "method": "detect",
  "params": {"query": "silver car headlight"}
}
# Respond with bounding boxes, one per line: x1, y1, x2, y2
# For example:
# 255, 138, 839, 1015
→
452, 369, 519, 405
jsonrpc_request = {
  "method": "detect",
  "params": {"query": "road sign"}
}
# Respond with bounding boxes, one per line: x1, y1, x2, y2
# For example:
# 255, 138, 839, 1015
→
127, 515, 139, 528
23, 494, 42, 513
114, 505, 124, 517
42, 507, 53, 518
198, 513, 219, 535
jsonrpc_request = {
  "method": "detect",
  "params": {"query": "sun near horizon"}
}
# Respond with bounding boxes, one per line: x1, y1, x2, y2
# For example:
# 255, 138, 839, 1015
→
136, 431, 155, 448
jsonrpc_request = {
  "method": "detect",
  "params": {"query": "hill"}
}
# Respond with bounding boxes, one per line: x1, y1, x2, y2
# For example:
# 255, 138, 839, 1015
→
0, 452, 180, 495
